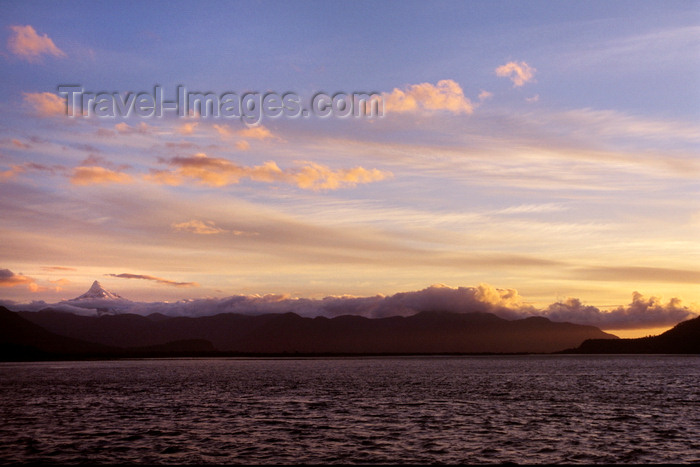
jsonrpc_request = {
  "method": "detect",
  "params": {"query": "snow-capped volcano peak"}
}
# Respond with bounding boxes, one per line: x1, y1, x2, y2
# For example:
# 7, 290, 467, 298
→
71, 280, 124, 301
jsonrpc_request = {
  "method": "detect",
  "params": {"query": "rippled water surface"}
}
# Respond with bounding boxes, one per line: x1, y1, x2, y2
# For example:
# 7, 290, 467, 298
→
1, 356, 699, 464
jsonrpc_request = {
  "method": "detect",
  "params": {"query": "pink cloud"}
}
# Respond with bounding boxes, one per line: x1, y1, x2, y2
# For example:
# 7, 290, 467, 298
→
11, 139, 30, 149
0, 165, 25, 180
7, 25, 65, 62
23, 92, 65, 117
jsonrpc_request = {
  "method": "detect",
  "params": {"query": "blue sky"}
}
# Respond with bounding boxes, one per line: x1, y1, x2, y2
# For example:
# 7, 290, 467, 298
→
1, 0, 698, 336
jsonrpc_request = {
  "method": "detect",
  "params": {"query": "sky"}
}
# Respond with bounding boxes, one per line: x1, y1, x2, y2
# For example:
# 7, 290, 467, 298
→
0, 0, 698, 338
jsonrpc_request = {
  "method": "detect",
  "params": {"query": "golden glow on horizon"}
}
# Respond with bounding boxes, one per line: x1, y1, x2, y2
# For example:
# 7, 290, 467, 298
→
606, 326, 674, 339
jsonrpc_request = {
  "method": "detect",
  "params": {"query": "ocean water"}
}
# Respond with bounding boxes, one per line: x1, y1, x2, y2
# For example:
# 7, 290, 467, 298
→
0, 355, 698, 465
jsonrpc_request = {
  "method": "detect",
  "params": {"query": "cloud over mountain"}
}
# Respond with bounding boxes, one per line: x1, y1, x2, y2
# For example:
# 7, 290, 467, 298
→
543, 292, 697, 329
9, 282, 694, 331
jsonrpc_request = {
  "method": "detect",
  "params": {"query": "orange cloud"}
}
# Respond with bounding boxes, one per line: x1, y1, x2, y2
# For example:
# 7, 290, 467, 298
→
478, 90, 493, 101
172, 220, 227, 235
147, 153, 391, 191
495, 61, 536, 87
23, 92, 65, 117
0, 165, 25, 180
106, 273, 199, 287
48, 278, 71, 286
236, 140, 250, 151
7, 25, 65, 62
70, 166, 133, 185
238, 125, 274, 140
290, 161, 391, 191
115, 122, 150, 134
0, 269, 35, 288
0, 162, 67, 181
473, 283, 527, 310
176, 122, 199, 135
383, 79, 473, 115
213, 124, 233, 139
144, 170, 184, 186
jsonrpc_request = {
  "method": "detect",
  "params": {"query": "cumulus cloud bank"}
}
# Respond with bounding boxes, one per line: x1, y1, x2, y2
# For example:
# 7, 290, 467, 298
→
543, 292, 696, 329
9, 282, 695, 331
23, 92, 65, 117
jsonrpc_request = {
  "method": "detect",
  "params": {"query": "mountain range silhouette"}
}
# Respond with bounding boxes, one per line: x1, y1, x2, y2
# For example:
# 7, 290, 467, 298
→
2, 303, 698, 361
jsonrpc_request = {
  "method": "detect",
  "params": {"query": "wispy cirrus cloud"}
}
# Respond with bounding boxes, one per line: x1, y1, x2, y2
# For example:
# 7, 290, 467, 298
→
572, 266, 700, 284
23, 92, 65, 117
383, 79, 473, 115
11, 139, 31, 149
0, 166, 25, 180
41, 266, 77, 272
146, 153, 391, 191
7, 25, 66, 62
105, 273, 199, 288
171, 219, 227, 235
0, 162, 66, 181
495, 61, 536, 87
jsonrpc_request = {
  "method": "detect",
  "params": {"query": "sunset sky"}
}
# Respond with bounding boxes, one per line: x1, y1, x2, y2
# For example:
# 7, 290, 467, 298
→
1, 1, 698, 338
